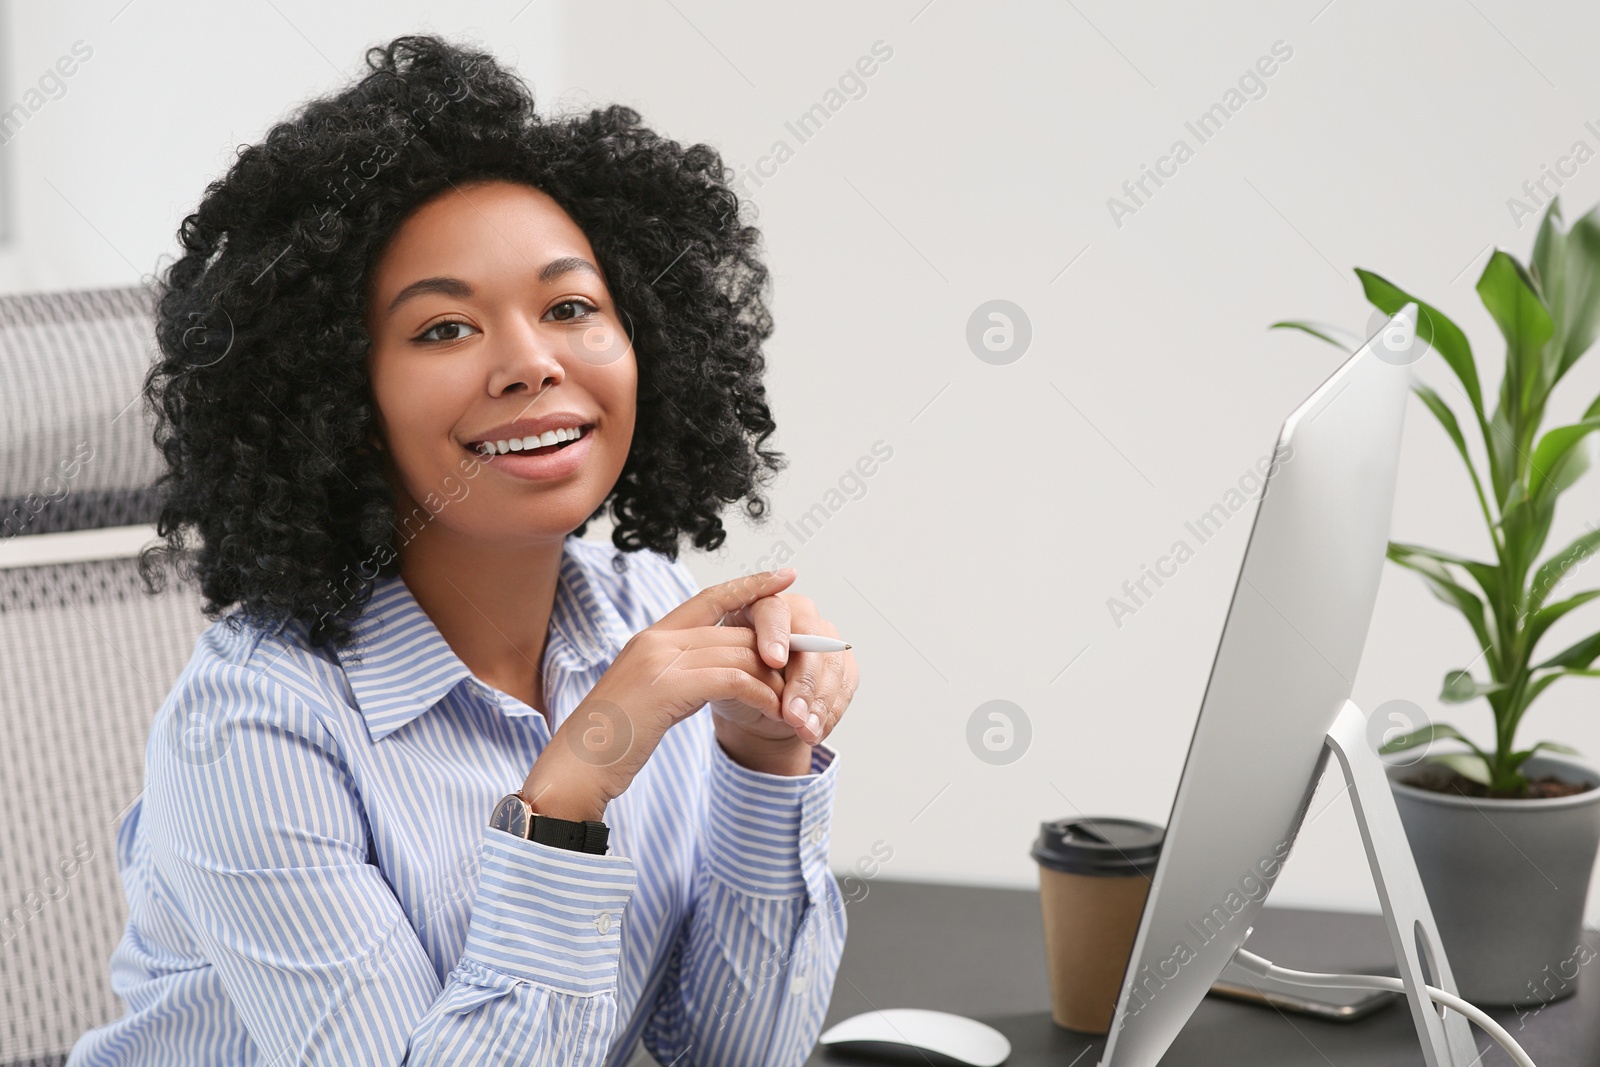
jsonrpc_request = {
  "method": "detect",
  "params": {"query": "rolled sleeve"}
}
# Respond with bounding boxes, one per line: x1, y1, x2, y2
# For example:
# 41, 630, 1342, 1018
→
704, 738, 840, 898
461, 828, 638, 995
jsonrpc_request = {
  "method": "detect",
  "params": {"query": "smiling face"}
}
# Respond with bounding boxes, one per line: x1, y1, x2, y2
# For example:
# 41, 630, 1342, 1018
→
364, 179, 637, 550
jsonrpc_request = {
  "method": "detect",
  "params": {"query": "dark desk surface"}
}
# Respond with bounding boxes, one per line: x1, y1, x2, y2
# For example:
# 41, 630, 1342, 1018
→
799, 878, 1600, 1067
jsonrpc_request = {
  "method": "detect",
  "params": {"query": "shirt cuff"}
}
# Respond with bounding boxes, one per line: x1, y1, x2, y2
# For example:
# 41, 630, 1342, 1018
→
461, 827, 638, 995
705, 736, 841, 898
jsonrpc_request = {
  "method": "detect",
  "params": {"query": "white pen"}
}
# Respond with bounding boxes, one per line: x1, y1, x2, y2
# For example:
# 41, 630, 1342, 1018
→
787, 633, 852, 653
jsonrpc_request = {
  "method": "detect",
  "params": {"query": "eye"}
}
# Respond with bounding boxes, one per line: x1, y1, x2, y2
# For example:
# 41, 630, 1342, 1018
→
414, 319, 480, 344
546, 298, 600, 323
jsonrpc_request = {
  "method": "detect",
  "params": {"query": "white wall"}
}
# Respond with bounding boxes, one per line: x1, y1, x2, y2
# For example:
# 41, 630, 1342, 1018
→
8, 0, 1600, 924
548, 0, 1600, 924
0, 1, 564, 291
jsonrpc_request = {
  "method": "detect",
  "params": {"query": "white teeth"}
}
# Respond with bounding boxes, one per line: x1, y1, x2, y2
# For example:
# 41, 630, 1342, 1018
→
475, 425, 587, 457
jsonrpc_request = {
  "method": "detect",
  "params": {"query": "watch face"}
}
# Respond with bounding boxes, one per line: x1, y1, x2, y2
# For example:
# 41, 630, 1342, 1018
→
489, 793, 530, 838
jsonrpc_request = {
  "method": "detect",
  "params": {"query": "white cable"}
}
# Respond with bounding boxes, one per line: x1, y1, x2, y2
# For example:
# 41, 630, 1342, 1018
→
1231, 949, 1535, 1067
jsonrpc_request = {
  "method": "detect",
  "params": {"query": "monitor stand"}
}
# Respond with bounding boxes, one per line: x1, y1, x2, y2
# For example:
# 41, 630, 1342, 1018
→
1264, 699, 1477, 1066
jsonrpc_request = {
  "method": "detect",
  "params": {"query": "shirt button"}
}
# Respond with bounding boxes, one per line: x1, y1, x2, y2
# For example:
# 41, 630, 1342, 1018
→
791, 970, 809, 994
595, 911, 613, 935
808, 825, 825, 846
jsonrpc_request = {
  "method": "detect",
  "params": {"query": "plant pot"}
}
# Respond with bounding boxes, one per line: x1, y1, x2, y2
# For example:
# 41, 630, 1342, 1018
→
1386, 755, 1600, 1007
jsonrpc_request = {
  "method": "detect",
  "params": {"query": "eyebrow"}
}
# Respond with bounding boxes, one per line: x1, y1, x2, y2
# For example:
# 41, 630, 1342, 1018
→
383, 257, 603, 316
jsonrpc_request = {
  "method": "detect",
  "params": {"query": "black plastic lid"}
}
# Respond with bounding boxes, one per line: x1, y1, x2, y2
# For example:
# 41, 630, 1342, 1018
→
1030, 817, 1164, 878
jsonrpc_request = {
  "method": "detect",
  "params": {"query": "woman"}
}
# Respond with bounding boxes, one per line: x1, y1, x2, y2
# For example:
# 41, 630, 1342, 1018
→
69, 33, 856, 1067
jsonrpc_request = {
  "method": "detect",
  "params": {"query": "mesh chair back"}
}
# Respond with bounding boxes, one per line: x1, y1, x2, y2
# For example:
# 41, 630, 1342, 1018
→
0, 286, 210, 1066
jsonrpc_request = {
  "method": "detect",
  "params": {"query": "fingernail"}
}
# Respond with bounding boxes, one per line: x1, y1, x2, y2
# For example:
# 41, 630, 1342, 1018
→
768, 641, 786, 663
775, 566, 795, 578
806, 712, 821, 732
789, 696, 807, 719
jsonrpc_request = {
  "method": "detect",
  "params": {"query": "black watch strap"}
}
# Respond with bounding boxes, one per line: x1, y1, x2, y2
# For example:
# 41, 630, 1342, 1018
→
531, 812, 610, 855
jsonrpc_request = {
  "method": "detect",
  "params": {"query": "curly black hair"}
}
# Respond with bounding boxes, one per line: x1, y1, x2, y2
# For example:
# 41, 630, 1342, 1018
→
138, 33, 786, 650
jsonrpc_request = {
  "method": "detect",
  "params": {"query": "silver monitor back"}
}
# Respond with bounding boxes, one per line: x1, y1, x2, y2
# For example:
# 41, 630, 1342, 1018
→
1100, 321, 1413, 1066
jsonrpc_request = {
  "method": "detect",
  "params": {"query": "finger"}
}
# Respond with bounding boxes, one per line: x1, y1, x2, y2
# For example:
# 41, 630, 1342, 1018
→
662, 645, 788, 716
740, 595, 793, 669
807, 694, 832, 745
781, 652, 823, 741
656, 568, 798, 632
696, 665, 783, 720
775, 602, 826, 739
718, 593, 810, 659
660, 625, 790, 653
674, 644, 785, 689
643, 626, 770, 690
808, 653, 850, 744
801, 672, 838, 745
841, 652, 860, 711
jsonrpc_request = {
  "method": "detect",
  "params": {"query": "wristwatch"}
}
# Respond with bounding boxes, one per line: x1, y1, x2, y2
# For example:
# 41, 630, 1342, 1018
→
489, 791, 610, 855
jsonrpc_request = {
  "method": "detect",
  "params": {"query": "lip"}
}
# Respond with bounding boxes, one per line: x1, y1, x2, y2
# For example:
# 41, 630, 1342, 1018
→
462, 412, 595, 450
471, 424, 596, 482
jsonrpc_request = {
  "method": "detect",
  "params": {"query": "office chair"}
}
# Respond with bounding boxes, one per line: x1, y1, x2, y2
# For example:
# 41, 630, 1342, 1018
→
0, 285, 210, 1066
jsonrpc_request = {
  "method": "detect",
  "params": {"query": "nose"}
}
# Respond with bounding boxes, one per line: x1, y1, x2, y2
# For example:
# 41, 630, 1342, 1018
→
488, 314, 567, 399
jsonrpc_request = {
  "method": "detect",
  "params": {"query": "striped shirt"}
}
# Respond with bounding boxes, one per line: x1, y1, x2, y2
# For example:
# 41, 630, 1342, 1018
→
67, 535, 845, 1066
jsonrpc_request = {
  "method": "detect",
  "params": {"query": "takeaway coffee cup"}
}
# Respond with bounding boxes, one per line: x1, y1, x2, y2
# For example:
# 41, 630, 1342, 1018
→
1030, 816, 1164, 1034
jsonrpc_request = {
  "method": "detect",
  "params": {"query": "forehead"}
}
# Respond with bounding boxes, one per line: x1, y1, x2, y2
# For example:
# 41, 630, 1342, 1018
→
369, 180, 596, 292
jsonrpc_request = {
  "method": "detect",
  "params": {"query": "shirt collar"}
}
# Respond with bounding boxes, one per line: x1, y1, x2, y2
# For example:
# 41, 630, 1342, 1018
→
337, 536, 635, 742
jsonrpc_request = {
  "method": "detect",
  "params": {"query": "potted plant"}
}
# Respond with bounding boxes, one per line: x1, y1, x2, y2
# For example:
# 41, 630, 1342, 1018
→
1274, 197, 1600, 1008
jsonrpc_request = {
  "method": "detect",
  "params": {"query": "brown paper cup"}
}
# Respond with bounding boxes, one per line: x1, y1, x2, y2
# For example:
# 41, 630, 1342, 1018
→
1031, 817, 1164, 1034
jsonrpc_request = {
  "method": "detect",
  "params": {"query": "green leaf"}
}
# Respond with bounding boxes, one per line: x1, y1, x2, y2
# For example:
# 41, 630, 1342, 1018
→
1525, 666, 1600, 705
1429, 751, 1493, 785
1533, 198, 1570, 373
1388, 541, 1501, 605
1529, 524, 1600, 612
1485, 404, 1518, 507
1411, 382, 1471, 460
1533, 629, 1600, 671
1440, 669, 1508, 703
1269, 320, 1362, 352
1357, 268, 1482, 417
1559, 440, 1594, 491
1555, 204, 1600, 378
1409, 383, 1495, 531
1477, 250, 1555, 414
1499, 488, 1558, 588
1528, 416, 1600, 505
1505, 741, 1582, 778
1532, 198, 1566, 303
1378, 722, 1473, 755
1387, 548, 1495, 660
1525, 588, 1600, 655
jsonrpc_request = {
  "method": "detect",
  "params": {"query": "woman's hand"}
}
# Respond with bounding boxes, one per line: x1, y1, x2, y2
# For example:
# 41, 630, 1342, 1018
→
708, 573, 859, 764
521, 568, 811, 819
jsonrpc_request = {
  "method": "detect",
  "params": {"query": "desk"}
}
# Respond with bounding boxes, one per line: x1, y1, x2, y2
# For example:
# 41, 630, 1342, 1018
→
796, 878, 1600, 1066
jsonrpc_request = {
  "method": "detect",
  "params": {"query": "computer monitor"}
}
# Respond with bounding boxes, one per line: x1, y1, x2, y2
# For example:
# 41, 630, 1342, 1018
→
1099, 307, 1473, 1067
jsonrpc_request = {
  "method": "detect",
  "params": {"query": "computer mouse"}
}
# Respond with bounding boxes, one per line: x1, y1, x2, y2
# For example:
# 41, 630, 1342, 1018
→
817, 1007, 1012, 1066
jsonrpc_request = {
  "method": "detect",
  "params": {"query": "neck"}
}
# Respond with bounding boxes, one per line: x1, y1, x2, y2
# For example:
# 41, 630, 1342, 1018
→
396, 518, 567, 717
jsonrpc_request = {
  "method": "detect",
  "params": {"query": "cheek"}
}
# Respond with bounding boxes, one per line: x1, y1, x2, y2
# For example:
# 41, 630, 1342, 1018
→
569, 356, 637, 462
369, 350, 472, 470
604, 359, 639, 438
605, 391, 638, 468
374, 345, 449, 422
